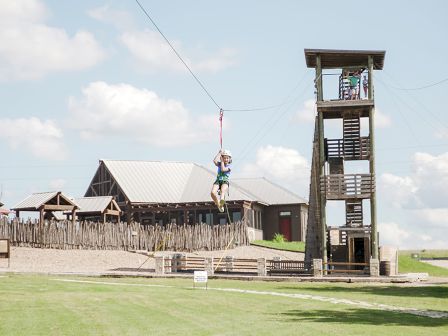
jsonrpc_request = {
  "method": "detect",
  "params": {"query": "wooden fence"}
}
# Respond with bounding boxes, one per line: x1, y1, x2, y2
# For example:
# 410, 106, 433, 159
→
0, 218, 249, 252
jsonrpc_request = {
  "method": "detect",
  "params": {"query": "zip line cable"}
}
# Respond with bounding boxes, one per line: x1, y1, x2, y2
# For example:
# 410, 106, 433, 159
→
235, 80, 313, 164
378, 71, 448, 129
387, 77, 448, 91
134, 0, 313, 115
134, 0, 221, 110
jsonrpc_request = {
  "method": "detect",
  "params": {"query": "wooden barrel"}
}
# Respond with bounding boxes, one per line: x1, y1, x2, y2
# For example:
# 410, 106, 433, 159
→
380, 260, 391, 276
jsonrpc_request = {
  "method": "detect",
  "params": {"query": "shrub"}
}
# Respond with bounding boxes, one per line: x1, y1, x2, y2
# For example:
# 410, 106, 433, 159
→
273, 233, 287, 243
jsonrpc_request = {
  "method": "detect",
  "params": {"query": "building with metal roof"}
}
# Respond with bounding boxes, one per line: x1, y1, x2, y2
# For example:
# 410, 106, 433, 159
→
12, 191, 78, 220
85, 160, 308, 241
70, 196, 121, 222
12, 191, 78, 244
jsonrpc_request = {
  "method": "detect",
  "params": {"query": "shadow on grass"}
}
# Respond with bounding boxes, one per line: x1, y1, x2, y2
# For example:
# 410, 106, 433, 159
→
278, 285, 448, 299
280, 308, 448, 327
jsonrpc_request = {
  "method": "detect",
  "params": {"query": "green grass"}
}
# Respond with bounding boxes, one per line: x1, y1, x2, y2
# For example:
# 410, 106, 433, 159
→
0, 274, 447, 336
251, 240, 305, 252
400, 249, 448, 259
398, 255, 448, 277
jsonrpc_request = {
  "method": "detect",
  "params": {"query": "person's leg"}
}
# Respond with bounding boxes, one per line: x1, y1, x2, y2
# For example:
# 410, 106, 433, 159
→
211, 183, 220, 206
220, 183, 229, 202
218, 183, 228, 212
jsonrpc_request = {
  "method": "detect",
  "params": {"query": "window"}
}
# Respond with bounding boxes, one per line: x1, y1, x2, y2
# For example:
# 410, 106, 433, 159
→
232, 211, 241, 222
279, 211, 291, 217
206, 213, 213, 225
219, 217, 227, 225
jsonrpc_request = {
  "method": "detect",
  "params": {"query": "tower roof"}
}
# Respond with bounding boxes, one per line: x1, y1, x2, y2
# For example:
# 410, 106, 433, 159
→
304, 49, 385, 69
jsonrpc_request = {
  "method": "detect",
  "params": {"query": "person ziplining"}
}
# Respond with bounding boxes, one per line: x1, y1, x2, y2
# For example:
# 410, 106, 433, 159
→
211, 149, 232, 213
210, 109, 232, 213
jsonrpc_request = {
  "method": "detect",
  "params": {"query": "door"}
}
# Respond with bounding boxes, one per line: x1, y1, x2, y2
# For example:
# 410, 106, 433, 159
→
279, 217, 292, 241
349, 237, 369, 270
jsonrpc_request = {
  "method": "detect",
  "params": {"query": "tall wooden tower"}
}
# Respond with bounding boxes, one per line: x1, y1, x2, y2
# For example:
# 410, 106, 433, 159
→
304, 49, 385, 275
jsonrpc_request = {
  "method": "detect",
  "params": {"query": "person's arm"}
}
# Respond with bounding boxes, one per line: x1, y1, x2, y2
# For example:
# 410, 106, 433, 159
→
220, 161, 230, 172
213, 150, 222, 166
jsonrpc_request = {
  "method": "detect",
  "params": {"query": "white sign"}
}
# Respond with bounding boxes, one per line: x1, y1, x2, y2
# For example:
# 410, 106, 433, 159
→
194, 270, 208, 283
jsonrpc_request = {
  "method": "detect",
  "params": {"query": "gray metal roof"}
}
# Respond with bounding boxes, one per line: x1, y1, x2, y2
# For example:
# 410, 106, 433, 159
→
73, 196, 116, 213
232, 178, 308, 205
102, 160, 255, 203
13, 191, 59, 210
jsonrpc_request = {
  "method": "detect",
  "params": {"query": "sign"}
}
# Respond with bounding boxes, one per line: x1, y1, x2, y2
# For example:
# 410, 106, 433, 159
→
193, 270, 208, 289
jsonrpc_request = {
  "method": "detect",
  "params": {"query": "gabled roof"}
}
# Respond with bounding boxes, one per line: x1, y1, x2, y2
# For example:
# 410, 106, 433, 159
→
12, 191, 77, 211
100, 160, 255, 203
73, 196, 120, 214
233, 178, 308, 205
92, 160, 307, 206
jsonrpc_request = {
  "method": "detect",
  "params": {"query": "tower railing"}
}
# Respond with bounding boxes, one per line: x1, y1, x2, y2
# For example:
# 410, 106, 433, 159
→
325, 137, 370, 160
320, 174, 375, 199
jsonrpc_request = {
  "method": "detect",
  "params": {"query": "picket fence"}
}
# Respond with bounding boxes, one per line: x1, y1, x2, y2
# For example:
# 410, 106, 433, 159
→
0, 218, 248, 252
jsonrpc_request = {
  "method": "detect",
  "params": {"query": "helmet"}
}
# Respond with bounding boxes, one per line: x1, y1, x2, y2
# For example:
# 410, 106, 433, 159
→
221, 149, 232, 158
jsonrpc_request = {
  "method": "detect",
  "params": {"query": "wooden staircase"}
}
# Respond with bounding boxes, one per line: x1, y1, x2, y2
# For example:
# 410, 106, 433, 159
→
345, 199, 363, 227
343, 113, 361, 159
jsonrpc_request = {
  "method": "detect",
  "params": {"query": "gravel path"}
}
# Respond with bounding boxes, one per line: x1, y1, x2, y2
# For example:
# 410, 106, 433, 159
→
0, 246, 303, 275
421, 260, 448, 269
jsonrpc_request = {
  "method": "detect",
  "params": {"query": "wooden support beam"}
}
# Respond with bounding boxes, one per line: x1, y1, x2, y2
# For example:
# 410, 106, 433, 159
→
368, 56, 378, 260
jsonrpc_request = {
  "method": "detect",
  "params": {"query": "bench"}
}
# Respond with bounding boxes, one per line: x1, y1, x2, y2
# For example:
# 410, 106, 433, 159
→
0, 238, 10, 268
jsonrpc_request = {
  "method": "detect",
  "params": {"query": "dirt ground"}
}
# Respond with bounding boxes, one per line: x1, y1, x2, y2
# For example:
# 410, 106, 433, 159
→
0, 245, 303, 275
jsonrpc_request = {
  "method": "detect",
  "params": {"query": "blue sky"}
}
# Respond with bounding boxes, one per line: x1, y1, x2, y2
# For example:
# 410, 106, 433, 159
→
1, 0, 447, 249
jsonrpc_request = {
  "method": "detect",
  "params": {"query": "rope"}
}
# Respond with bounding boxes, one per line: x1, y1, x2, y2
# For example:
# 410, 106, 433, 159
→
219, 108, 224, 149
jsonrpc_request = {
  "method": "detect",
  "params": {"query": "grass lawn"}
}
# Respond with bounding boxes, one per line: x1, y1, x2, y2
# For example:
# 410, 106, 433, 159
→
0, 274, 447, 336
398, 255, 448, 277
400, 250, 448, 259
251, 240, 305, 252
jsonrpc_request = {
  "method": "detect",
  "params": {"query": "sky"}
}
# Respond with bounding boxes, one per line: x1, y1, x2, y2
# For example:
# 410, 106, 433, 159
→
0, 0, 447, 250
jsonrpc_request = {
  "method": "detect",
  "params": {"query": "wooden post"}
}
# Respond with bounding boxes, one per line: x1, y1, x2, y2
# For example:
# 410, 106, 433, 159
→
39, 208, 44, 248
126, 202, 132, 224
316, 54, 327, 268
368, 56, 374, 100
368, 55, 378, 260
318, 109, 327, 269
316, 54, 323, 101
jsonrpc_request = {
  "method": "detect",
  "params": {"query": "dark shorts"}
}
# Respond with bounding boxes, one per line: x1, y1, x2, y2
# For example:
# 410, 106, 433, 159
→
214, 178, 229, 186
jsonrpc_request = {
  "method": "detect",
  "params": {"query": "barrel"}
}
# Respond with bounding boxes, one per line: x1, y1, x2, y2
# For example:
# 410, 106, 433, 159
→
380, 260, 391, 276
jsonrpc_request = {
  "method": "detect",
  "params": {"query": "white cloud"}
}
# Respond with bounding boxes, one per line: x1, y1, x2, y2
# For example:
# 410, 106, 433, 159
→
378, 173, 420, 208
0, 117, 67, 160
239, 145, 310, 196
361, 108, 392, 130
87, 5, 135, 30
378, 221, 410, 248
0, 0, 105, 81
375, 109, 392, 128
379, 152, 448, 209
49, 178, 66, 190
378, 220, 447, 250
68, 81, 215, 147
378, 152, 448, 249
293, 99, 315, 123
120, 30, 237, 73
